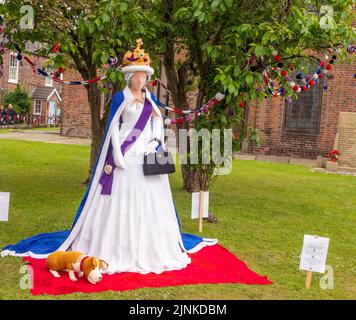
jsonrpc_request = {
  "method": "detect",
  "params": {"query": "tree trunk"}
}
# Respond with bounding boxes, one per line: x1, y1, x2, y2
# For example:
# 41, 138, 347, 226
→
161, 37, 206, 192
181, 164, 202, 192
85, 73, 105, 185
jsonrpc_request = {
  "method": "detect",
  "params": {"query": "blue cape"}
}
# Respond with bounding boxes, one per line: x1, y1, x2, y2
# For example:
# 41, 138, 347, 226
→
1, 87, 217, 258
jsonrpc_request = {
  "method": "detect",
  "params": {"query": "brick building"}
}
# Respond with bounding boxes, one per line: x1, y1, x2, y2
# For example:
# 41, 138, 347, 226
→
59, 68, 92, 138
247, 61, 356, 159
0, 48, 63, 123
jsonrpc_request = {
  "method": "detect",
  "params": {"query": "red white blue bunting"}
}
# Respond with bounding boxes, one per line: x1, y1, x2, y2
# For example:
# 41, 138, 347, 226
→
262, 47, 342, 98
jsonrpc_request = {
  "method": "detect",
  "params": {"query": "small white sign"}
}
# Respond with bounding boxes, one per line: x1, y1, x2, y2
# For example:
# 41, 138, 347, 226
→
299, 235, 329, 273
0, 192, 10, 221
191, 191, 209, 219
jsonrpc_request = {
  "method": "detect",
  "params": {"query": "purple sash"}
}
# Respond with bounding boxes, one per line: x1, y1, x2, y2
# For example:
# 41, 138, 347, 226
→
99, 97, 153, 195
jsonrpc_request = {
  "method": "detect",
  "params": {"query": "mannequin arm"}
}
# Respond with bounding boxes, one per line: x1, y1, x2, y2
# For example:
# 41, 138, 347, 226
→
111, 121, 126, 169
144, 115, 162, 154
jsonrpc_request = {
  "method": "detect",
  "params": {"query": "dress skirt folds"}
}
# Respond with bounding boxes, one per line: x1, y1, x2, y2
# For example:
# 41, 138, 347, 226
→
67, 100, 192, 275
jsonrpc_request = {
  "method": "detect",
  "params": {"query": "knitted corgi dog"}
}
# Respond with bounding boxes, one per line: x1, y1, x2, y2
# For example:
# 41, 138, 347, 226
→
46, 251, 109, 284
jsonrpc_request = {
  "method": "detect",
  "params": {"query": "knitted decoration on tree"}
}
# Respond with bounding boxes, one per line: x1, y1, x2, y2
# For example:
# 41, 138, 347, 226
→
263, 47, 343, 97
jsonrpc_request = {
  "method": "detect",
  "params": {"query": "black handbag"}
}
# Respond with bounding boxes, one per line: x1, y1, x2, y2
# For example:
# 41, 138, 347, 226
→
143, 138, 176, 175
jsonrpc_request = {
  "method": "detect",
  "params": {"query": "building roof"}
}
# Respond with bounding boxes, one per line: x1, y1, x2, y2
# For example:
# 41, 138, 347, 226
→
30, 86, 62, 102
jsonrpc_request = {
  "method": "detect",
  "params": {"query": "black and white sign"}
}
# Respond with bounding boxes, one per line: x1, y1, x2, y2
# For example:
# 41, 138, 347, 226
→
299, 235, 329, 273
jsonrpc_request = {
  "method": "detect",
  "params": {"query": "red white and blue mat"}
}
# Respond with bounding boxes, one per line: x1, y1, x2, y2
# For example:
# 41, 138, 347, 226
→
23, 244, 272, 296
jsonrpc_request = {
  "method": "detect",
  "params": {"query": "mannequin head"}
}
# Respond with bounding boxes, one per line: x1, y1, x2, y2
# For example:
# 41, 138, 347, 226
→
127, 71, 149, 91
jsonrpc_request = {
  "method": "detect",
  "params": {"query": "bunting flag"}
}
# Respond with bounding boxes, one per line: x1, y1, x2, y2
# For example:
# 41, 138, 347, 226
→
262, 47, 342, 97
16, 49, 109, 85
155, 91, 227, 125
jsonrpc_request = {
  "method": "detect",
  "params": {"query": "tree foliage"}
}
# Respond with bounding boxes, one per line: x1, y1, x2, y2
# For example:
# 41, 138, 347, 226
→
1, 0, 355, 191
145, 0, 356, 190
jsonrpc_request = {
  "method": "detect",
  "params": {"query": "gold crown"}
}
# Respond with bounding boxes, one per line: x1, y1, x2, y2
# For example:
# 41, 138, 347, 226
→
121, 38, 154, 75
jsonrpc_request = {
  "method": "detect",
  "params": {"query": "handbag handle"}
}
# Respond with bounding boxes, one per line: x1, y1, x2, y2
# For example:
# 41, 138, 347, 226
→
148, 137, 164, 151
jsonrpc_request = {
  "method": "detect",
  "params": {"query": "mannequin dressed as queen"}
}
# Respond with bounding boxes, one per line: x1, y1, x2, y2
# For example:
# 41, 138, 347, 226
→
1, 39, 218, 275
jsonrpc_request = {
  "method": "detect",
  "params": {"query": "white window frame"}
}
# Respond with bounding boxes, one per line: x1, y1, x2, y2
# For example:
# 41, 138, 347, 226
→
8, 53, 19, 84
33, 99, 42, 115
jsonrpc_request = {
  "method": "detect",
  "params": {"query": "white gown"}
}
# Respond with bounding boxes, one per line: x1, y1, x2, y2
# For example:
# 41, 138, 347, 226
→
67, 99, 192, 275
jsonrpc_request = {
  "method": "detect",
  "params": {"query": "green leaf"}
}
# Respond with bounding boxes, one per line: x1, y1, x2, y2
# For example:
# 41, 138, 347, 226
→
254, 45, 265, 57
224, 0, 233, 8
238, 24, 251, 32
102, 13, 110, 23
220, 114, 227, 125
101, 53, 108, 65
88, 22, 96, 34
228, 83, 235, 94
120, 2, 128, 12
211, 0, 220, 9
234, 66, 240, 77
109, 71, 117, 81
193, 10, 201, 18
245, 74, 254, 86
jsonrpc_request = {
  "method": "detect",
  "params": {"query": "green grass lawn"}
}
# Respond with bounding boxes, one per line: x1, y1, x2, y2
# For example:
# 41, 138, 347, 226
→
0, 139, 355, 300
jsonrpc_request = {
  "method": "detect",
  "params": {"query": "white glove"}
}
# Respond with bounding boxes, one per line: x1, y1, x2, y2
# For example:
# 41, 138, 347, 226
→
144, 115, 163, 155
144, 140, 160, 155
111, 121, 127, 169
151, 115, 162, 141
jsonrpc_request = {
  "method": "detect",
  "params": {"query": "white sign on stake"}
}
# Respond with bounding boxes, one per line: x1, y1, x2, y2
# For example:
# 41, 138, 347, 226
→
0, 192, 10, 221
299, 234, 329, 273
191, 191, 209, 219
299, 234, 329, 288
191, 191, 209, 233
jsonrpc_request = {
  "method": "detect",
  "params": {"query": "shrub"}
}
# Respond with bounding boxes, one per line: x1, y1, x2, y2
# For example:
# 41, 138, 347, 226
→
4, 84, 31, 114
